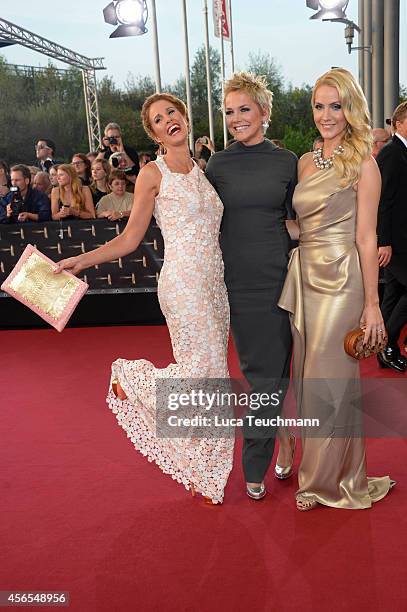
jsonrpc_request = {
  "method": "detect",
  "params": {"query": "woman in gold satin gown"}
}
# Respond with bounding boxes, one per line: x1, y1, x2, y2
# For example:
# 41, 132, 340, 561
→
279, 68, 394, 511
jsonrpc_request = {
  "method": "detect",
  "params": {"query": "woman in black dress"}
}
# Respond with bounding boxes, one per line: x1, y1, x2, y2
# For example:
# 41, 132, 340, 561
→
206, 72, 297, 500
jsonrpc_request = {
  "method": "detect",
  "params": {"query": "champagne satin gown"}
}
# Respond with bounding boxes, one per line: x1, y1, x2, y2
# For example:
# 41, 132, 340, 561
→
279, 166, 393, 509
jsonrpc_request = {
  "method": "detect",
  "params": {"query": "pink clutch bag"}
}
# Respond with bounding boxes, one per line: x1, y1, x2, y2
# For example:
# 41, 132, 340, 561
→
1, 244, 88, 332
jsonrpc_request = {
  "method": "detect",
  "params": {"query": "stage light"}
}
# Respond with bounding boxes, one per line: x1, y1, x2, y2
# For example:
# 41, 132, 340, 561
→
319, 0, 347, 9
306, 0, 349, 21
116, 0, 144, 24
103, 0, 148, 38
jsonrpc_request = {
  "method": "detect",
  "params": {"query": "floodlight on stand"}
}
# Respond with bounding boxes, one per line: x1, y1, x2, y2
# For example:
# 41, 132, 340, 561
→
103, 0, 148, 38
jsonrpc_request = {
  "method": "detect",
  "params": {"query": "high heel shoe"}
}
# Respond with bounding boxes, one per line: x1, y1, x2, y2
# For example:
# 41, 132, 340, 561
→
275, 433, 296, 480
246, 482, 266, 500
296, 494, 318, 511
190, 482, 219, 505
111, 378, 128, 400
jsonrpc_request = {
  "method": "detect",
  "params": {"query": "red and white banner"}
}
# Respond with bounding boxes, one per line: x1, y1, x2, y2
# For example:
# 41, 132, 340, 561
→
213, 0, 231, 41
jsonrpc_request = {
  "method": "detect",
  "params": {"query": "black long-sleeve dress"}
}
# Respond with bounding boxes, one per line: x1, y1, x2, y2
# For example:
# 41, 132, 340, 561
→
206, 139, 297, 482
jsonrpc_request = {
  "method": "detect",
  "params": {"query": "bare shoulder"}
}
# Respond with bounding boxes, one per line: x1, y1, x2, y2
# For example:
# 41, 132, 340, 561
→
357, 155, 381, 188
360, 155, 380, 178
355, 156, 381, 197
298, 152, 314, 179
136, 161, 161, 194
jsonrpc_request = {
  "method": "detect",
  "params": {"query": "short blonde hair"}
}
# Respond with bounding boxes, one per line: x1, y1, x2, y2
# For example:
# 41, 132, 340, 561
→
141, 93, 189, 141
312, 68, 372, 187
223, 71, 273, 117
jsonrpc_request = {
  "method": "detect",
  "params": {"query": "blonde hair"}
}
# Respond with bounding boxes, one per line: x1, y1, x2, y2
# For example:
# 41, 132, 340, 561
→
312, 68, 372, 187
141, 93, 189, 146
392, 100, 407, 129
57, 164, 86, 212
223, 71, 273, 118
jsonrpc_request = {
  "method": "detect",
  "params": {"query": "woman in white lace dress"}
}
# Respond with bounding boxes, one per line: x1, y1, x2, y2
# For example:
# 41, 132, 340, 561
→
55, 94, 234, 504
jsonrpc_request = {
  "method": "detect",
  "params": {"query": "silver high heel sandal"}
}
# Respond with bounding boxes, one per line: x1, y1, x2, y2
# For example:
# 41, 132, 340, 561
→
275, 433, 296, 480
246, 483, 266, 500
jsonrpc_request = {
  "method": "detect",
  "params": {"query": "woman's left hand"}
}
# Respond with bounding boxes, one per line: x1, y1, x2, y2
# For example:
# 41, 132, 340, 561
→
360, 304, 387, 350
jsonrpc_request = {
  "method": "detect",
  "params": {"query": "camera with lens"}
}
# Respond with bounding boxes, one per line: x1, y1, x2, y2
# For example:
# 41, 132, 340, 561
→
9, 186, 25, 219
110, 152, 122, 168
108, 136, 119, 145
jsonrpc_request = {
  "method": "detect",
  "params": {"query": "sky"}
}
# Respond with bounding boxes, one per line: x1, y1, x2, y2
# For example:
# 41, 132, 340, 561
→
0, 0, 406, 91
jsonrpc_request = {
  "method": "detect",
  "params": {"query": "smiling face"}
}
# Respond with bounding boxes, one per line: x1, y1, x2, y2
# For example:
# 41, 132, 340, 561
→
224, 91, 268, 146
313, 85, 347, 147
148, 99, 189, 149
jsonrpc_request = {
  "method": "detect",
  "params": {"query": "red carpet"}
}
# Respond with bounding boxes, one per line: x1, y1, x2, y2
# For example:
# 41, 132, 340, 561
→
1, 326, 406, 612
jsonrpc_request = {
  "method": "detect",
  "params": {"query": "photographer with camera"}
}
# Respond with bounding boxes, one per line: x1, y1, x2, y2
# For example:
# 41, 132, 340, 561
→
97, 122, 140, 182
0, 164, 51, 223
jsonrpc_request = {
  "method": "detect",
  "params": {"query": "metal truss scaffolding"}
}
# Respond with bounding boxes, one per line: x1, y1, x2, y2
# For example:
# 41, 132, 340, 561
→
0, 18, 106, 150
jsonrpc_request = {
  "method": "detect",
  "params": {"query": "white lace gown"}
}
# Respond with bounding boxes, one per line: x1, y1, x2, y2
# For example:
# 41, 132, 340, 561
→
107, 156, 234, 503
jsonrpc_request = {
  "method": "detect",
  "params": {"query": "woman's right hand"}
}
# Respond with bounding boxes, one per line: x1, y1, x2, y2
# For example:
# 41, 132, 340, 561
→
54, 255, 86, 276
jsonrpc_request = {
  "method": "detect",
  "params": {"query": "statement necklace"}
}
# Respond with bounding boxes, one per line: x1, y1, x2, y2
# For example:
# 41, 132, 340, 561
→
313, 145, 344, 170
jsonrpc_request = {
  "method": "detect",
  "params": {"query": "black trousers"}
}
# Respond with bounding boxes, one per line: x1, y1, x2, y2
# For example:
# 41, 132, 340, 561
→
229, 292, 292, 483
381, 255, 407, 348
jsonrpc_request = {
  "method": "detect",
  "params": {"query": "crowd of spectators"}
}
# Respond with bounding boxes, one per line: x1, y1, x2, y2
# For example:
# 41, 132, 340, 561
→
1, 116, 394, 227
0, 121, 219, 226
0, 121, 158, 225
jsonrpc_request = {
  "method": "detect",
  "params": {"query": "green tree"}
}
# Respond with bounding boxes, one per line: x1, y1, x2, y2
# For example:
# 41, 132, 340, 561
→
189, 45, 223, 148
246, 51, 285, 139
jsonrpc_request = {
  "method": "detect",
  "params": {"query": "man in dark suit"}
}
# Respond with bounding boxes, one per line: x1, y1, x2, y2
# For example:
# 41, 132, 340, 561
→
35, 139, 58, 172
376, 101, 407, 373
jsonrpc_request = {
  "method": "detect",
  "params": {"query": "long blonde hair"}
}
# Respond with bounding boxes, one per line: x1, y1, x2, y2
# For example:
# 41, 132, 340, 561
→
58, 164, 86, 211
312, 68, 372, 187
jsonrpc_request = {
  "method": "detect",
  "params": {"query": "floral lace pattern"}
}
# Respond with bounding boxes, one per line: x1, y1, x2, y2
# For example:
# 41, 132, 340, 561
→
107, 156, 234, 503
